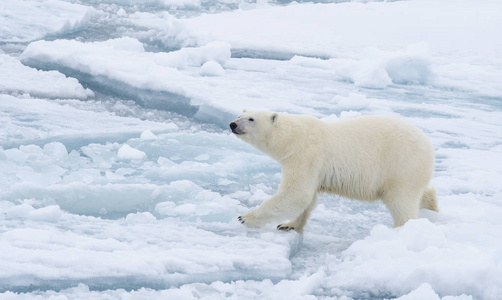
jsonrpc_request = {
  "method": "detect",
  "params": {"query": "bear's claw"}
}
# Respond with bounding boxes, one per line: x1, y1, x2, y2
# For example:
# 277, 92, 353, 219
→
277, 224, 294, 231
238, 216, 245, 224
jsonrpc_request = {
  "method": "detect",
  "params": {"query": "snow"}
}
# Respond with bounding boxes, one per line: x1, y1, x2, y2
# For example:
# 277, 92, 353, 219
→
327, 217, 502, 298
1, 0, 502, 299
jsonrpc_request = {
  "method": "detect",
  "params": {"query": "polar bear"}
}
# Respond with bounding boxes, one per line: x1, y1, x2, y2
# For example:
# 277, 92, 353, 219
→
230, 110, 437, 233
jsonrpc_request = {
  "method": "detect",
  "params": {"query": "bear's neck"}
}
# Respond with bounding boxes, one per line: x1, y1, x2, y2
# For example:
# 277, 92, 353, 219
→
260, 125, 297, 163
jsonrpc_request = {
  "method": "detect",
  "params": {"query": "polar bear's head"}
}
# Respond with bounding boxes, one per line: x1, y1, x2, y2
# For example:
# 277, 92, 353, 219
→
229, 110, 279, 149
230, 110, 317, 161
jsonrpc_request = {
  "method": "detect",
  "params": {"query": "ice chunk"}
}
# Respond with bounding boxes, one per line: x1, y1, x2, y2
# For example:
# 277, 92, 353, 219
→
396, 283, 441, 300
200, 60, 225, 77
0, 54, 93, 99
19, 145, 43, 155
43, 142, 68, 163
354, 64, 393, 89
397, 283, 473, 300
105, 36, 146, 52
117, 144, 147, 161
140, 130, 157, 140
125, 212, 156, 224
154, 42, 231, 69
27, 205, 63, 222
3, 146, 66, 185
386, 56, 430, 85
3, 203, 35, 220
385, 43, 431, 85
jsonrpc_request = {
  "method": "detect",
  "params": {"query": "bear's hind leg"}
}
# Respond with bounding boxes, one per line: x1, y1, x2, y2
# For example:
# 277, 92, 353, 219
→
382, 191, 421, 227
277, 194, 318, 233
420, 187, 438, 212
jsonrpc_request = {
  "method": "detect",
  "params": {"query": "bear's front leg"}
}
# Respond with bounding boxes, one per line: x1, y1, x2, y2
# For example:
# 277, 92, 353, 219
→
277, 194, 318, 233
238, 184, 316, 229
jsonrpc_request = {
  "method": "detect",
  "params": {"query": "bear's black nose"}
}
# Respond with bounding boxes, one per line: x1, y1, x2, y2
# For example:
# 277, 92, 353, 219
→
230, 122, 237, 131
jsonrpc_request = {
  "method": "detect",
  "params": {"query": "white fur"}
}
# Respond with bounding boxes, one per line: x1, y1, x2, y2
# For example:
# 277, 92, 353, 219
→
231, 111, 437, 232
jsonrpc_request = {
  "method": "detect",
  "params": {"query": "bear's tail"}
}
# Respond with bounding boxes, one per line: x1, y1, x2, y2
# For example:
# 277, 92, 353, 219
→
420, 187, 438, 212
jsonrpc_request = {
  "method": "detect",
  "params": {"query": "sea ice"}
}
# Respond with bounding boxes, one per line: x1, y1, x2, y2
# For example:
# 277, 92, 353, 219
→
1, 0, 501, 299
0, 95, 179, 149
1, 0, 96, 43
0, 54, 93, 99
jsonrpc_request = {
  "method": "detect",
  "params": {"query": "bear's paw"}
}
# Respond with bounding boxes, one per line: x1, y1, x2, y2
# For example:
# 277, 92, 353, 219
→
237, 211, 265, 228
277, 224, 295, 232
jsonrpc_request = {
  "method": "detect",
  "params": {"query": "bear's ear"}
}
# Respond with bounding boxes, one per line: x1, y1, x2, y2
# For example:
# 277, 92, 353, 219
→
271, 113, 278, 123
242, 109, 247, 113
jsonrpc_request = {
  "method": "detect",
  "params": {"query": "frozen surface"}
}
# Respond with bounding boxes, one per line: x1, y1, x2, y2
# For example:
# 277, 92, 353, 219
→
0, 54, 93, 99
20, 38, 240, 125
0, 0, 96, 43
1, 0, 502, 299
0, 95, 180, 149
0, 209, 296, 292
181, 0, 502, 57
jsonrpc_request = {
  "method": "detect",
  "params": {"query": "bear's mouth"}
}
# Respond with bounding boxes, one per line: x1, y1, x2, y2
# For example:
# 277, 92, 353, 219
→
231, 128, 244, 135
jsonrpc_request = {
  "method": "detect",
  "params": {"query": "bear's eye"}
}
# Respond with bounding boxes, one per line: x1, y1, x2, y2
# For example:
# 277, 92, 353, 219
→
249, 118, 254, 122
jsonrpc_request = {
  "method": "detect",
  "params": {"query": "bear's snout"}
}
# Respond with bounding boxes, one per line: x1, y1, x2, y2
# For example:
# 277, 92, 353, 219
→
230, 122, 243, 135
230, 122, 242, 135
